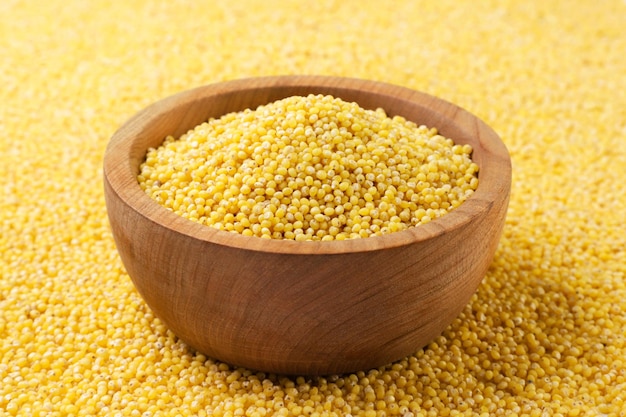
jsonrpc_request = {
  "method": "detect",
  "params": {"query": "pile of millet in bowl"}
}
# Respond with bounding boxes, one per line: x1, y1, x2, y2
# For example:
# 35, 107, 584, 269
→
138, 94, 479, 241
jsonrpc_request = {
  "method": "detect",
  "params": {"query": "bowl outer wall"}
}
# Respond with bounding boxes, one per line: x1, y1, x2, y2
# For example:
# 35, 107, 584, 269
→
103, 75, 511, 375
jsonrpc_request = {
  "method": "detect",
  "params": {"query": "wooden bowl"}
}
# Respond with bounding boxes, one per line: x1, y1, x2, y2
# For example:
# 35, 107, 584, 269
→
103, 76, 511, 375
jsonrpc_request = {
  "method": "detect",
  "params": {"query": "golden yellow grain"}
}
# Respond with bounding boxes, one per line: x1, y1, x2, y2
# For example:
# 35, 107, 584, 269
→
138, 94, 478, 240
1, 0, 625, 416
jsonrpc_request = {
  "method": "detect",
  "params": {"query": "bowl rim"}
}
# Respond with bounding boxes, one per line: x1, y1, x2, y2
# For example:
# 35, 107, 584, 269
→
104, 75, 511, 255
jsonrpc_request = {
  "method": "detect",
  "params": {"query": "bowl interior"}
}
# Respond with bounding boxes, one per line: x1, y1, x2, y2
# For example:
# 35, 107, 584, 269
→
105, 75, 511, 255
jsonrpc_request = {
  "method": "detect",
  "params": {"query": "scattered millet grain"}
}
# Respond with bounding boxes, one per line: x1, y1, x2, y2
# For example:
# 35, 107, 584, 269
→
2, 0, 625, 416
138, 94, 478, 240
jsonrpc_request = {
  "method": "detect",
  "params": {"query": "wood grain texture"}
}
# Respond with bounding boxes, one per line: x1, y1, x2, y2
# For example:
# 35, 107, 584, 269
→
103, 76, 511, 375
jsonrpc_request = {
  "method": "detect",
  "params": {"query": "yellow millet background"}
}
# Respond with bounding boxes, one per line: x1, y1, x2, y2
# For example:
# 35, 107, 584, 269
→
1, 1, 625, 416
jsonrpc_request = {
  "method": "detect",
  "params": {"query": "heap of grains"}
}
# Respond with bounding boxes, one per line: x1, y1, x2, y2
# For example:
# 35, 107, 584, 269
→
138, 94, 478, 241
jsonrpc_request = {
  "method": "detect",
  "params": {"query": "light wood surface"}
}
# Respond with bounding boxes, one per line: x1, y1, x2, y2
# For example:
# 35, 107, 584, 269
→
103, 76, 511, 375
